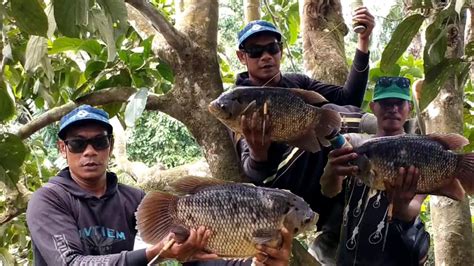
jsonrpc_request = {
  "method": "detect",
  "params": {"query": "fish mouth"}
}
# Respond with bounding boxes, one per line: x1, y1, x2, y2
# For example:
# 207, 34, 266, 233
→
208, 102, 232, 120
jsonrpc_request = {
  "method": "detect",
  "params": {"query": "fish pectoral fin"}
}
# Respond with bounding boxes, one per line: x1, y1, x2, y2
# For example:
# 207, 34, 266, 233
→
169, 176, 231, 195
288, 130, 321, 153
252, 228, 281, 246
240, 100, 258, 116
430, 178, 465, 201
288, 88, 328, 106
170, 224, 191, 244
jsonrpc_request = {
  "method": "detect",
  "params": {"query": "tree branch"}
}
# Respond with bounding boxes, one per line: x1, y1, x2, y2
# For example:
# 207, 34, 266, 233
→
15, 87, 173, 140
125, 0, 188, 52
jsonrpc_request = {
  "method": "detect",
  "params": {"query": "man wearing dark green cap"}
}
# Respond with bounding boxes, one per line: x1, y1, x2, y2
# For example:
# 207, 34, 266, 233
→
320, 77, 430, 265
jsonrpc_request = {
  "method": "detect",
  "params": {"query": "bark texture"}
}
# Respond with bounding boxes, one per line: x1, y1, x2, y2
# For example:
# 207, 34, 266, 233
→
244, 0, 261, 22
422, 9, 473, 265
300, 0, 348, 85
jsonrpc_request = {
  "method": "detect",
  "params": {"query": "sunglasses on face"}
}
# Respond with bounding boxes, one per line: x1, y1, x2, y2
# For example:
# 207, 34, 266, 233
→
64, 135, 112, 153
376, 77, 410, 89
242, 42, 282, 58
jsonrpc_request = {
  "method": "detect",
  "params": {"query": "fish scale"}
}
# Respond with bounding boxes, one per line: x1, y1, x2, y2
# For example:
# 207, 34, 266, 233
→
354, 135, 460, 193
173, 185, 286, 256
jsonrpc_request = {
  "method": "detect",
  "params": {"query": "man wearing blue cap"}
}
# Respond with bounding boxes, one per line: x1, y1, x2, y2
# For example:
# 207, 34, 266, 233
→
320, 77, 430, 265
26, 105, 219, 265
232, 7, 375, 265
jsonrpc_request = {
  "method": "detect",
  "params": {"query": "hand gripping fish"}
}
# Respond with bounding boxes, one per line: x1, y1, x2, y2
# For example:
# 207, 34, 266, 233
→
135, 176, 318, 259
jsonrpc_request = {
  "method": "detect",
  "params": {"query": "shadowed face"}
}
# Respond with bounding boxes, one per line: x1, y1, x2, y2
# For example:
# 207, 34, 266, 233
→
370, 98, 411, 135
58, 123, 113, 184
236, 34, 282, 85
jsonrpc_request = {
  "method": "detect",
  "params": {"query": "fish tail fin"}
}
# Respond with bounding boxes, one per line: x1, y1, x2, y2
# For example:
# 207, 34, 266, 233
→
456, 153, 474, 194
135, 191, 179, 244
315, 106, 342, 138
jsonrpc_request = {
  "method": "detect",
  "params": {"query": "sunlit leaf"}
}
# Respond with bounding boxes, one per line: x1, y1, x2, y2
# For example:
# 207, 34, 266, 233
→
11, 0, 48, 37
24, 36, 47, 73
380, 14, 425, 73
125, 88, 149, 127
96, 0, 128, 33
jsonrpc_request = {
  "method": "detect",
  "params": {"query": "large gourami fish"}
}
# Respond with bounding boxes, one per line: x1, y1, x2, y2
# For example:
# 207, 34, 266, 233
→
135, 176, 318, 258
352, 133, 474, 200
208, 86, 341, 153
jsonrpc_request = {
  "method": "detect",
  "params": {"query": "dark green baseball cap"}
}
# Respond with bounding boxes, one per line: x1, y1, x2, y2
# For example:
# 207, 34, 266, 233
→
373, 76, 411, 101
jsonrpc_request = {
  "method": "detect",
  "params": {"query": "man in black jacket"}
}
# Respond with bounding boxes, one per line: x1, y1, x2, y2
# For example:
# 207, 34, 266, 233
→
233, 8, 374, 265
26, 105, 218, 265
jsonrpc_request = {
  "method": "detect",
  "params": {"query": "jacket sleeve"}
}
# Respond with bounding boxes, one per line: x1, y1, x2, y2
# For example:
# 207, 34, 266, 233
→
302, 49, 370, 107
236, 137, 288, 184
26, 187, 148, 266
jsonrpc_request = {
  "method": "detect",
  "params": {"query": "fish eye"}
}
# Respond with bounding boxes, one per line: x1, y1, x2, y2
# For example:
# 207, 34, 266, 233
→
219, 103, 226, 111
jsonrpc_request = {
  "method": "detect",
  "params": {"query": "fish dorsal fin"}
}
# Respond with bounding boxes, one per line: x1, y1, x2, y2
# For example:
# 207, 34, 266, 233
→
427, 133, 469, 150
288, 88, 329, 105
169, 176, 231, 195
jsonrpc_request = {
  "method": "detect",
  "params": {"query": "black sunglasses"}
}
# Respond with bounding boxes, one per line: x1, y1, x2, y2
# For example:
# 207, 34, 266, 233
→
64, 135, 112, 153
242, 42, 282, 58
376, 77, 410, 89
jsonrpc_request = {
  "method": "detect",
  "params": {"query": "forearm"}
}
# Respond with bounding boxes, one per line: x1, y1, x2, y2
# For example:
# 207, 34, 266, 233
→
343, 49, 369, 107
357, 36, 370, 53
392, 194, 426, 222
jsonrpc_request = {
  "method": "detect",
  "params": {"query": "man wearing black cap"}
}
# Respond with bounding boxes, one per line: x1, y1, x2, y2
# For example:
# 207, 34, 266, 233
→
26, 105, 218, 265
232, 8, 375, 265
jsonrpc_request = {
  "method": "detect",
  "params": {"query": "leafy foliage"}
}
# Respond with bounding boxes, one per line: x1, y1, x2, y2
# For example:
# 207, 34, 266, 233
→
127, 111, 203, 168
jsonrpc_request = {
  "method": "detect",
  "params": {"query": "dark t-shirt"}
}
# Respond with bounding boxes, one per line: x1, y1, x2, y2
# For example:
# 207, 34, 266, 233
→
26, 168, 147, 265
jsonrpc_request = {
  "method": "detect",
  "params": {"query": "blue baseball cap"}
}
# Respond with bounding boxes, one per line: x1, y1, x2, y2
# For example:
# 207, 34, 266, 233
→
58, 105, 113, 139
237, 20, 282, 48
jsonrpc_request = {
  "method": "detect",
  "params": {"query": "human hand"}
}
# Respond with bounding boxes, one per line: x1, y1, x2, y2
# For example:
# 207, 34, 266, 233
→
320, 145, 358, 198
147, 226, 218, 263
242, 111, 271, 162
252, 227, 293, 266
384, 166, 421, 222
352, 6, 375, 41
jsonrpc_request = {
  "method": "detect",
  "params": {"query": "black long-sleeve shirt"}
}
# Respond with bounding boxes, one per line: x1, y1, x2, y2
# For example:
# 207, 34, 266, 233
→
26, 168, 147, 265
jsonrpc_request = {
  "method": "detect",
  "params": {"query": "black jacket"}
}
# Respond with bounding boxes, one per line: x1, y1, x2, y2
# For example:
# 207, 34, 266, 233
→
235, 49, 369, 229
26, 168, 147, 265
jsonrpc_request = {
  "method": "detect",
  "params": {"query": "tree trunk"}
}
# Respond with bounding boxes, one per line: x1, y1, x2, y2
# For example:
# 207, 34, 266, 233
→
244, 0, 260, 22
125, 0, 242, 181
299, 0, 349, 85
422, 9, 474, 265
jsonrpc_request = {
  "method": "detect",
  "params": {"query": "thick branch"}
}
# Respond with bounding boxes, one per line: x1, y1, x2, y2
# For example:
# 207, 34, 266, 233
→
15, 87, 173, 140
125, 0, 187, 52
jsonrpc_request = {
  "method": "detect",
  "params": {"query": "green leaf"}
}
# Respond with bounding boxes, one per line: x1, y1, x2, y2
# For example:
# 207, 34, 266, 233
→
465, 41, 474, 57
102, 102, 123, 118
0, 247, 15, 266
54, 0, 80, 37
157, 61, 174, 82
91, 9, 116, 62
125, 88, 149, 127
50, 37, 83, 54
11, 0, 48, 37
84, 60, 106, 79
0, 133, 28, 188
420, 59, 461, 110
81, 40, 103, 56
129, 53, 145, 70
96, 0, 128, 33
95, 69, 131, 90
380, 14, 425, 73
0, 82, 15, 122
24, 36, 48, 73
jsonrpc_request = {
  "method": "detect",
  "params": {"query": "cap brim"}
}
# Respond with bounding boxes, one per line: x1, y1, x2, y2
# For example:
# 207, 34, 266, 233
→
373, 92, 411, 101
